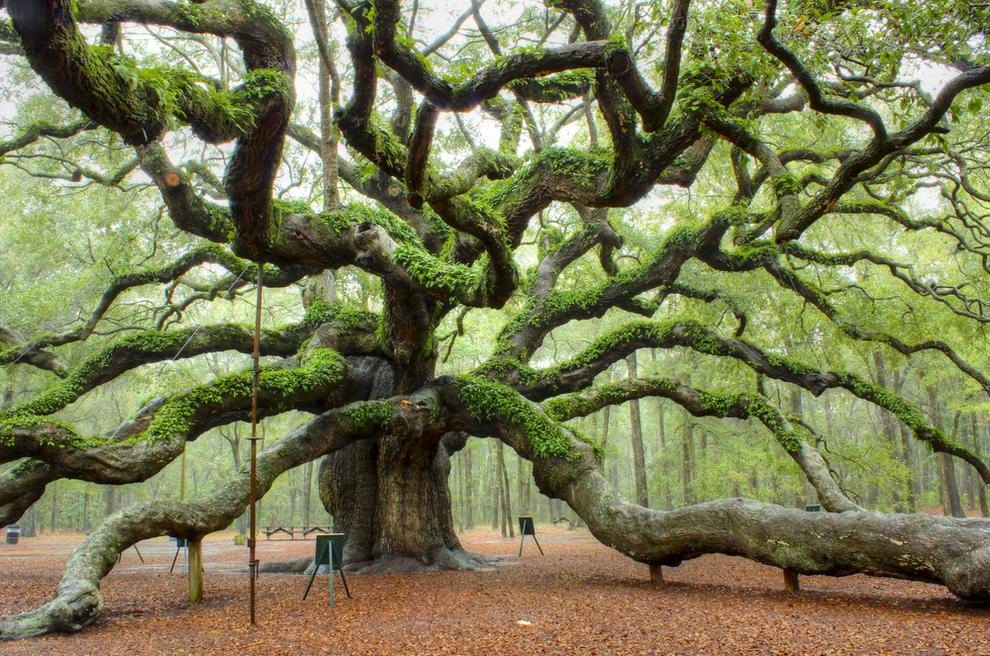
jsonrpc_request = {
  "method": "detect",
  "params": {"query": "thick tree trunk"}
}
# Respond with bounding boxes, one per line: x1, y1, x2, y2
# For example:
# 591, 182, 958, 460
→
319, 440, 379, 564
319, 434, 479, 572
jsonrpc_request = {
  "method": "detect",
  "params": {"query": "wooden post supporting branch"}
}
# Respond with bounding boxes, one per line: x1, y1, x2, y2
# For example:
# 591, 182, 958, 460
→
649, 563, 664, 587
188, 538, 203, 603
783, 568, 800, 593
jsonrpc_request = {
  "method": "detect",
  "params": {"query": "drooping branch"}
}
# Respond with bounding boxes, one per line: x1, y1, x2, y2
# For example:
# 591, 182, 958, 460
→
505, 319, 990, 482
0, 118, 94, 157
448, 378, 990, 601
759, 258, 990, 396
0, 327, 66, 377
0, 245, 310, 368
0, 389, 445, 640
542, 376, 859, 512
0, 349, 348, 476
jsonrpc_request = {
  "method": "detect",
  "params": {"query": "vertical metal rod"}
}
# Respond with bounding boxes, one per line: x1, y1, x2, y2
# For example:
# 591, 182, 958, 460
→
248, 266, 264, 625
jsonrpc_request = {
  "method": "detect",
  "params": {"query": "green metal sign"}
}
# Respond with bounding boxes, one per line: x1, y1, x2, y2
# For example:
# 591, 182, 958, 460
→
805, 504, 822, 512
517, 516, 544, 557
313, 534, 345, 569
302, 533, 351, 607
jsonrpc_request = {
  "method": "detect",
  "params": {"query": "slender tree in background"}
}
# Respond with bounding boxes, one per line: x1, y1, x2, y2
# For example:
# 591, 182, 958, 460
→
626, 352, 649, 507
3, 0, 990, 640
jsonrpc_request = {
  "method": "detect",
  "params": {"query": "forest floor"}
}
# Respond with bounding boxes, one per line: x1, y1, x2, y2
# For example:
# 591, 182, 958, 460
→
1, 526, 988, 655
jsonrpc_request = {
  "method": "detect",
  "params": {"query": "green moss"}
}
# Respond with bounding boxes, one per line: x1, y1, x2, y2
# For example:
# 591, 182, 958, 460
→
771, 173, 802, 197
143, 348, 345, 443
458, 376, 572, 459
341, 400, 394, 429
394, 243, 485, 298
713, 204, 754, 226
320, 202, 421, 245
303, 300, 376, 330
569, 426, 605, 463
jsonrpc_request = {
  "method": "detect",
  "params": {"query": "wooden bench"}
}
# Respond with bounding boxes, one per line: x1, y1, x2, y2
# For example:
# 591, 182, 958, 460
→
263, 525, 334, 540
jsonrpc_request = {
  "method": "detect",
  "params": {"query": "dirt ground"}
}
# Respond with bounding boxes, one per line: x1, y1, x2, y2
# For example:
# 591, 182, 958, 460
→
1, 526, 988, 655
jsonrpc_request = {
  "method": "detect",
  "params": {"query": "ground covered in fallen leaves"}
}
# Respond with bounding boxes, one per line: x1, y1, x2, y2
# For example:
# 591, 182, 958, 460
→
1, 526, 988, 655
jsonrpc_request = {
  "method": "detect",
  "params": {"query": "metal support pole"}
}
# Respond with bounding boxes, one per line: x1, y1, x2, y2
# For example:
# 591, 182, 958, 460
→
248, 266, 264, 625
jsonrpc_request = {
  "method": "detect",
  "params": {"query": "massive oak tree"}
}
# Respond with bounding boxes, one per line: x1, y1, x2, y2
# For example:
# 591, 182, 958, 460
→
2, 0, 990, 640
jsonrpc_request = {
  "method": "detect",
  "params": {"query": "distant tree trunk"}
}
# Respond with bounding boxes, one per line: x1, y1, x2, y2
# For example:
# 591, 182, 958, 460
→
48, 483, 58, 532
453, 454, 464, 532
497, 441, 514, 537
871, 353, 906, 510
302, 460, 314, 527
928, 387, 965, 517
891, 370, 917, 511
975, 417, 990, 518
823, 394, 834, 437
288, 470, 298, 527
656, 400, 671, 509
490, 442, 501, 533
682, 409, 694, 505
21, 505, 36, 537
627, 352, 649, 507
516, 455, 530, 514
464, 447, 474, 528
82, 490, 90, 533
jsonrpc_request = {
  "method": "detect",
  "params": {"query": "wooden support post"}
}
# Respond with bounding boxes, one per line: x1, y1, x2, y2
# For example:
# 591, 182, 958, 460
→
783, 568, 800, 593
188, 538, 204, 603
649, 563, 664, 587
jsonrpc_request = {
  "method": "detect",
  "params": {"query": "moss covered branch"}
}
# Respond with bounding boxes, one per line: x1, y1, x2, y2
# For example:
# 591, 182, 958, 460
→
446, 377, 990, 601
0, 349, 347, 479
0, 388, 442, 640
507, 318, 989, 482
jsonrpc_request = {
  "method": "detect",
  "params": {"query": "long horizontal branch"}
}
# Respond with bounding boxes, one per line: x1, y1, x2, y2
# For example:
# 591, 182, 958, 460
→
542, 376, 859, 512
448, 377, 990, 601
508, 318, 989, 481
0, 389, 443, 639
0, 306, 371, 420
0, 245, 309, 369
0, 349, 348, 476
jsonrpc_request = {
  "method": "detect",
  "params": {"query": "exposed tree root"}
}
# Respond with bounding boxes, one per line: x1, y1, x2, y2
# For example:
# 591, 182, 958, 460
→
259, 548, 494, 575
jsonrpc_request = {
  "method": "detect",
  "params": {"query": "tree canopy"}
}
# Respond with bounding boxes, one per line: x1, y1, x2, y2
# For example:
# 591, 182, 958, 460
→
2, 0, 990, 640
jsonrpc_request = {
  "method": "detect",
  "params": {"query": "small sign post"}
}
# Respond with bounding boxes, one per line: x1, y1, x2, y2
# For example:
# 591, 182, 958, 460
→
302, 533, 351, 607
805, 504, 822, 512
517, 516, 544, 557
169, 537, 189, 573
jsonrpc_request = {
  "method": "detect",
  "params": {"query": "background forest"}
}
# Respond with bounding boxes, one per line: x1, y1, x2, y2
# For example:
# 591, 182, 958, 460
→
1, 0, 989, 542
